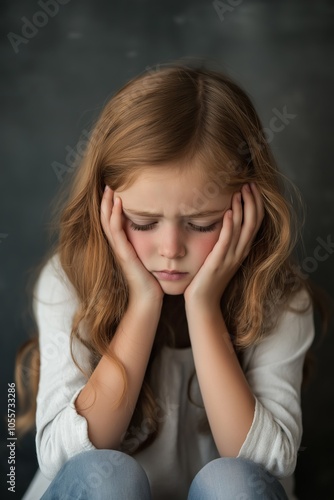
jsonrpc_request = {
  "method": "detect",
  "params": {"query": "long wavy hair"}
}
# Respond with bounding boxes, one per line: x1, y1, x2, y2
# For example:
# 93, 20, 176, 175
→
15, 59, 322, 453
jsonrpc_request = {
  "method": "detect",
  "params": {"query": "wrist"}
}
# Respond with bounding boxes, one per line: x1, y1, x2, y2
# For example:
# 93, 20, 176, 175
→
185, 290, 221, 310
185, 296, 222, 317
128, 294, 164, 313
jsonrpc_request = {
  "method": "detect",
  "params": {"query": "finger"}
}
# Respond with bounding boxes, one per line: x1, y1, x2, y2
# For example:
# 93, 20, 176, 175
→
235, 183, 258, 257
216, 209, 234, 258
109, 196, 124, 233
109, 196, 138, 261
250, 182, 265, 231
100, 185, 114, 237
230, 191, 243, 250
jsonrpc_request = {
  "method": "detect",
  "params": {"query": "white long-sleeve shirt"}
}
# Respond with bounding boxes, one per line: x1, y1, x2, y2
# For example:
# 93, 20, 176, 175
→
23, 254, 314, 500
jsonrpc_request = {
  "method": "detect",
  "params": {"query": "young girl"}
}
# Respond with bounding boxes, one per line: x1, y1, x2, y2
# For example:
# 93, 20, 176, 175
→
19, 60, 315, 500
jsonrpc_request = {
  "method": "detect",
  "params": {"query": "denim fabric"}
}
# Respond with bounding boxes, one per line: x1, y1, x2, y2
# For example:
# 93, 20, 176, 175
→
187, 457, 288, 500
41, 450, 288, 500
41, 450, 152, 500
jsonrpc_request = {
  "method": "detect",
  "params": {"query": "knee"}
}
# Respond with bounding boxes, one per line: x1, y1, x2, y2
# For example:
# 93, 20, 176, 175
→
188, 457, 287, 500
59, 449, 150, 498
65, 449, 129, 469
198, 456, 266, 479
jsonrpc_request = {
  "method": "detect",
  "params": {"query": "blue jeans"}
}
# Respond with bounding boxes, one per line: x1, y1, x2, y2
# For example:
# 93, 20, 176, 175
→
41, 449, 288, 499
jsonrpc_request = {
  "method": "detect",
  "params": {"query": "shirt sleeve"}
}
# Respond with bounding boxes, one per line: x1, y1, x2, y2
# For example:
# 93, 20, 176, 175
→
34, 254, 96, 480
237, 288, 315, 478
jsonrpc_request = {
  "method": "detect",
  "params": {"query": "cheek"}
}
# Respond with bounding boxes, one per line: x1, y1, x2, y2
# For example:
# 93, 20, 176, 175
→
125, 229, 153, 261
193, 233, 220, 263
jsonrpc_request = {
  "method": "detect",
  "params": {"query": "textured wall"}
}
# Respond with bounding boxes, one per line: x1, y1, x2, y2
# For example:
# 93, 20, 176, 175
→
1, 1, 333, 498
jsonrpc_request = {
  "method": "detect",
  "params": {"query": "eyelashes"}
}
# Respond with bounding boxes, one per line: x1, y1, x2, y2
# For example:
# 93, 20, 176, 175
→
129, 222, 219, 233
189, 223, 218, 233
130, 222, 156, 231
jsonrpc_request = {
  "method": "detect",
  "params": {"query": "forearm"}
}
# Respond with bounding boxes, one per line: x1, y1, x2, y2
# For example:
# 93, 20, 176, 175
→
185, 302, 255, 457
75, 297, 163, 449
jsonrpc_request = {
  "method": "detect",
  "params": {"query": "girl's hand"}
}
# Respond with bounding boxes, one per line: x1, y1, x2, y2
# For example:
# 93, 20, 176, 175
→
101, 186, 164, 304
184, 183, 264, 308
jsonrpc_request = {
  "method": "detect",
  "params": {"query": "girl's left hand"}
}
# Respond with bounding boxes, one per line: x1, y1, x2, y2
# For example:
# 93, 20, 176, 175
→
184, 183, 264, 308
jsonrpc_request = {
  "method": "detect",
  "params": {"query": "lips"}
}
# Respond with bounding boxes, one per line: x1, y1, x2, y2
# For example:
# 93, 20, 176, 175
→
153, 270, 188, 281
157, 270, 186, 274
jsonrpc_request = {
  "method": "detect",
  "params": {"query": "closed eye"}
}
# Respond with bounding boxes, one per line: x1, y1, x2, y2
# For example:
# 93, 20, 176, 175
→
129, 222, 156, 231
129, 221, 219, 232
188, 222, 218, 232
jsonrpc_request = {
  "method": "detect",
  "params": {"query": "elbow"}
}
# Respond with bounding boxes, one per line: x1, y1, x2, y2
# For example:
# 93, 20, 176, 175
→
36, 421, 71, 480
36, 433, 62, 480
274, 426, 301, 478
35, 408, 99, 481
267, 436, 299, 479
237, 432, 299, 479
275, 449, 298, 478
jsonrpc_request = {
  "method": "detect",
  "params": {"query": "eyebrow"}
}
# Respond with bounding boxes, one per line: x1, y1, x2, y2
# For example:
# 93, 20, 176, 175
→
123, 208, 226, 218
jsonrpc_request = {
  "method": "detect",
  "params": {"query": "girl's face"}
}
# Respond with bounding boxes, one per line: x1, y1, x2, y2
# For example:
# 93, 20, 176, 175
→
114, 166, 233, 295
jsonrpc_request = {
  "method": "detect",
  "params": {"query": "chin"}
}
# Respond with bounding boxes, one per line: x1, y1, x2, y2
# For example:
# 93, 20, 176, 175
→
160, 282, 188, 295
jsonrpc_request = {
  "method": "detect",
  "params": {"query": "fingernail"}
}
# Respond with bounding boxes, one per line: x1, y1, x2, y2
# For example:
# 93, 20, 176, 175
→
244, 183, 250, 192
104, 185, 109, 192
237, 192, 241, 201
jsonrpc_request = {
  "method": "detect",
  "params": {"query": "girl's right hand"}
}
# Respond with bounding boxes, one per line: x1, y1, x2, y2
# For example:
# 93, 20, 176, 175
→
100, 185, 164, 304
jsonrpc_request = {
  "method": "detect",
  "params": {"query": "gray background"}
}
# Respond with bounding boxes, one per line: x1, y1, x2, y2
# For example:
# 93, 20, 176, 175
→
1, 0, 333, 498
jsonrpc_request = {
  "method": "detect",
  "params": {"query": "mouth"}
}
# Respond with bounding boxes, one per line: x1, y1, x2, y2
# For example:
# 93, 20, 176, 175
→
153, 270, 188, 281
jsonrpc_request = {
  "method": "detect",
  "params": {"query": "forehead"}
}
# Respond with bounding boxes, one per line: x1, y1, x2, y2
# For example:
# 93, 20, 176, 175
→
116, 165, 231, 216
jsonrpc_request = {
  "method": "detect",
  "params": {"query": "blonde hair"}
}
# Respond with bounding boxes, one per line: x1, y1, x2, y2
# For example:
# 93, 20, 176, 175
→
15, 58, 315, 452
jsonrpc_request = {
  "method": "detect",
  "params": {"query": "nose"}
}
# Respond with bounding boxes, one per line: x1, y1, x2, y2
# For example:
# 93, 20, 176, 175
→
158, 225, 186, 259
